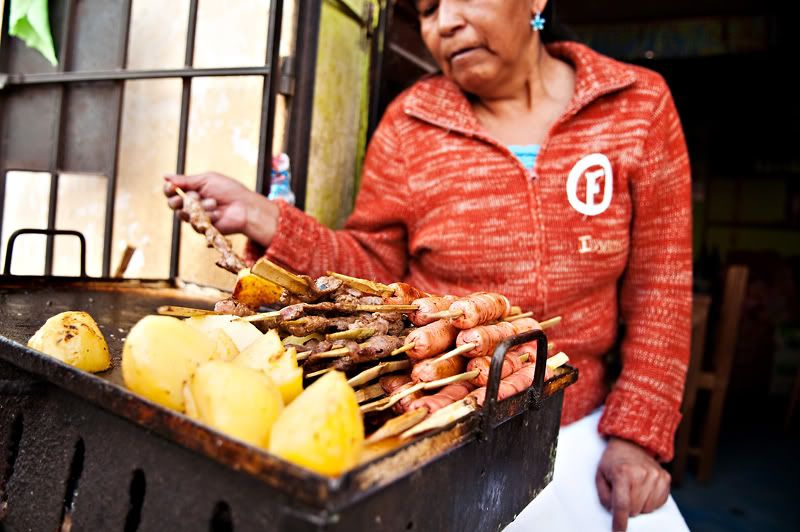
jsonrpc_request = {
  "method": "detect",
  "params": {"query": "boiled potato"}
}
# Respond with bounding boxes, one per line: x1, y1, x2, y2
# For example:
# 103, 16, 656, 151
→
234, 330, 303, 404
27, 311, 111, 372
122, 315, 215, 411
208, 329, 239, 361
184, 360, 283, 448
269, 371, 364, 476
232, 268, 284, 308
184, 314, 262, 352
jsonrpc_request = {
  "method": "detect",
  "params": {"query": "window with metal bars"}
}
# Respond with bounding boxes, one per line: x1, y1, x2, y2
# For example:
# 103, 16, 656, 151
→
0, 0, 304, 285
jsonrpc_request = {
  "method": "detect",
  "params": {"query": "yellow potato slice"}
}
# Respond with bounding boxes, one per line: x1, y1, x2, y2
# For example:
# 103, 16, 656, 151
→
27, 311, 111, 372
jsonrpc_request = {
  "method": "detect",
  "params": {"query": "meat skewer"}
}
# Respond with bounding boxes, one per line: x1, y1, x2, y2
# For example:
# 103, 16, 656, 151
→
361, 369, 481, 413
466, 353, 530, 387
426, 292, 513, 329
176, 187, 247, 274
429, 315, 560, 365
411, 355, 467, 383
405, 320, 459, 361
409, 295, 458, 326
401, 353, 570, 439
408, 381, 476, 413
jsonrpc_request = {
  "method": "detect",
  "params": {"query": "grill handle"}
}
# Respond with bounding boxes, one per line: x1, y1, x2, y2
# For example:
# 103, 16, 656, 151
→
481, 328, 548, 440
3, 228, 87, 277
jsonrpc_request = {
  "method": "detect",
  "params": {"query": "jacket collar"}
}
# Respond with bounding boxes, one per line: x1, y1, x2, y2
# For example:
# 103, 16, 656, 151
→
402, 41, 638, 135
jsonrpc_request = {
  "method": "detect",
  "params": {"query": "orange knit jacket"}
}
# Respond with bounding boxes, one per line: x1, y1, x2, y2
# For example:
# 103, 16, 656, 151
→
252, 42, 692, 461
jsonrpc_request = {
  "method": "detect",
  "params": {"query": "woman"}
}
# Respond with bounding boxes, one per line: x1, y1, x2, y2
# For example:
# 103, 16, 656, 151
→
165, 1, 691, 529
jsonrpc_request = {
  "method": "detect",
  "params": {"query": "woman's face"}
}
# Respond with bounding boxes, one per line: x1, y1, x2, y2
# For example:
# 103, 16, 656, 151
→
416, 0, 540, 96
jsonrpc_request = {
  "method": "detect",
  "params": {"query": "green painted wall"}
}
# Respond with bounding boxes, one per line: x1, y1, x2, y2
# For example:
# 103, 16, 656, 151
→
304, 0, 380, 228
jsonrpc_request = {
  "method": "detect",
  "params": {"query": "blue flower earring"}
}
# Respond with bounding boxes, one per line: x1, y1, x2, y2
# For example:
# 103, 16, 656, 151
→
531, 12, 545, 31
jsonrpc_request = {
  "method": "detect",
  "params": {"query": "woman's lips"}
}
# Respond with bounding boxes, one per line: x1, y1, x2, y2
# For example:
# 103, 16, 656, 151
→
449, 46, 485, 66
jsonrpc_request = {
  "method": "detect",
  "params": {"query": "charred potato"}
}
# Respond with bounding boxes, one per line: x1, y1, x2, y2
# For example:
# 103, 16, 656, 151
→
122, 315, 215, 411
269, 371, 363, 476
233, 267, 284, 308
27, 311, 111, 372
184, 360, 283, 448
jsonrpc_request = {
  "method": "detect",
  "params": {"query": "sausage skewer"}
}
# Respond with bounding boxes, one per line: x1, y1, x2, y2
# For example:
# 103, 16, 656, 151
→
426, 292, 513, 329
401, 353, 570, 439
347, 360, 411, 387
410, 295, 458, 326
362, 369, 480, 413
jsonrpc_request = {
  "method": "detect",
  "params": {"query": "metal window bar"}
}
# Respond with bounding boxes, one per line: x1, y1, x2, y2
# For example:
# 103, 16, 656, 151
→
0, 0, 285, 280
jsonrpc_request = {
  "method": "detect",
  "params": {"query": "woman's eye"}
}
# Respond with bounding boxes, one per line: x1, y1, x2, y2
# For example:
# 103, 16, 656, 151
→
417, 1, 438, 17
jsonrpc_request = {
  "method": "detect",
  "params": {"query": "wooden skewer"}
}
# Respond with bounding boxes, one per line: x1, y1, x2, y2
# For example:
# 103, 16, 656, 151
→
328, 272, 394, 297
295, 350, 313, 362
312, 346, 350, 359
510, 305, 522, 315
391, 342, 417, 356
366, 408, 429, 445
355, 383, 386, 404
241, 310, 282, 322
539, 316, 562, 330
348, 360, 411, 387
518, 354, 531, 364
377, 369, 480, 412
174, 186, 188, 199
547, 352, 569, 370
391, 342, 415, 356
401, 397, 479, 439
425, 309, 464, 320
251, 258, 310, 295
326, 328, 375, 342
306, 367, 334, 378
430, 343, 477, 365
157, 305, 220, 317
360, 396, 393, 413
354, 304, 419, 313
504, 311, 534, 322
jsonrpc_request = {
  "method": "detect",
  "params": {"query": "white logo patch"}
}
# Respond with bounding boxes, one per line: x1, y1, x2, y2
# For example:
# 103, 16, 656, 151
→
566, 153, 613, 216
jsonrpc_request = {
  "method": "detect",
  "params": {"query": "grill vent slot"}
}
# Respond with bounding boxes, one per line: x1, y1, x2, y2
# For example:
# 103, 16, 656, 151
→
0, 413, 24, 519
210, 500, 233, 532
59, 438, 85, 532
124, 469, 146, 532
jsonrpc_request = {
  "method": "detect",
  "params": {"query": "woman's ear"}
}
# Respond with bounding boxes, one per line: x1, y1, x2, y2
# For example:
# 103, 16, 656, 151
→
531, 0, 548, 17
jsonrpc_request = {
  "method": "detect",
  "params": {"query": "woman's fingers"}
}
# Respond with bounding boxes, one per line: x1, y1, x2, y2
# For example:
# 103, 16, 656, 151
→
610, 471, 631, 532
166, 194, 183, 211
596, 469, 612, 510
201, 198, 218, 211
642, 470, 671, 513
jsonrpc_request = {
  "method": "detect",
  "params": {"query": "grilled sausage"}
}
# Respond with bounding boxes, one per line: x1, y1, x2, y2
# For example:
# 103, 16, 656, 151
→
468, 362, 554, 407
405, 319, 459, 361
391, 382, 424, 414
386, 282, 426, 305
411, 355, 466, 383
408, 381, 476, 413
379, 374, 411, 396
455, 317, 541, 358
410, 295, 458, 326
466, 353, 527, 387
450, 292, 512, 329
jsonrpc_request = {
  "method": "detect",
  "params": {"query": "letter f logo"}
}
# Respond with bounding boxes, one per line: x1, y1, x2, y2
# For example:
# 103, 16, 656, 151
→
566, 154, 613, 216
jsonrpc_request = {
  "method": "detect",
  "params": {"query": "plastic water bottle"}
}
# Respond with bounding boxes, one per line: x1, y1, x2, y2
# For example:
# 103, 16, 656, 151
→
268, 153, 296, 205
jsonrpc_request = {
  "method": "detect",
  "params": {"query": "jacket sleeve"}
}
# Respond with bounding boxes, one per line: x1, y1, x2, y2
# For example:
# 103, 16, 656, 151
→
252, 106, 411, 282
598, 83, 693, 462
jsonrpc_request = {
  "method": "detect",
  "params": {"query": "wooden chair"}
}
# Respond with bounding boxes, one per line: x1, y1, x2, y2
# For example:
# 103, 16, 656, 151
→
672, 265, 749, 484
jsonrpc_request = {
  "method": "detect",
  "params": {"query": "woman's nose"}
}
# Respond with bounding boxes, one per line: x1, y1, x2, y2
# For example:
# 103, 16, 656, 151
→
436, 0, 466, 36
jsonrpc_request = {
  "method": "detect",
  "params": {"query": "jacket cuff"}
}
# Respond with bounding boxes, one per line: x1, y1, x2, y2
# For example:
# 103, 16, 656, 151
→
263, 200, 322, 275
598, 390, 682, 462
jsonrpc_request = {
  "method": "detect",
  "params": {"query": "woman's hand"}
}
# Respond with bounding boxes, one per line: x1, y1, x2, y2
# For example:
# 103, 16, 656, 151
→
163, 172, 279, 247
595, 437, 671, 531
